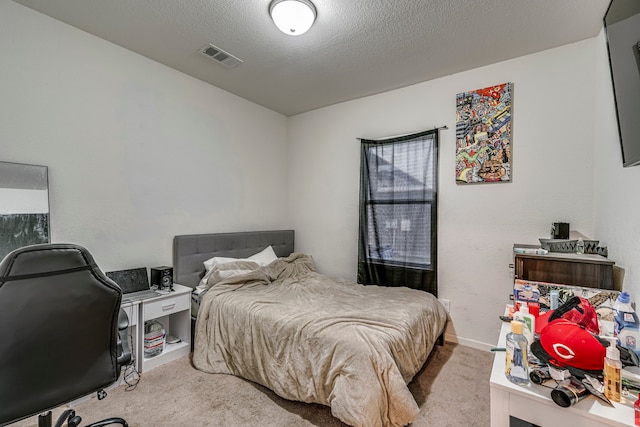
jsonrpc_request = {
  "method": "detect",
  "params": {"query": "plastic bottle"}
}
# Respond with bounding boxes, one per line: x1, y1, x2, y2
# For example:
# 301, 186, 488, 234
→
505, 320, 529, 385
576, 238, 585, 254
604, 338, 622, 402
614, 291, 640, 357
514, 305, 535, 350
550, 289, 559, 310
634, 393, 640, 426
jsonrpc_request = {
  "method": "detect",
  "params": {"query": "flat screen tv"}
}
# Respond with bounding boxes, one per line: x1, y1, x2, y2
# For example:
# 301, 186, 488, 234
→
604, 0, 640, 167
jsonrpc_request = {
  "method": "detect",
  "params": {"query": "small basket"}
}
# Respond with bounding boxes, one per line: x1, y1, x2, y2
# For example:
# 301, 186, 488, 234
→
539, 239, 602, 254
539, 239, 577, 253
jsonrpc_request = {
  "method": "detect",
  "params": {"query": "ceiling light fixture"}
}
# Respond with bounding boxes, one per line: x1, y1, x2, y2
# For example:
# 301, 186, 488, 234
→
269, 0, 316, 36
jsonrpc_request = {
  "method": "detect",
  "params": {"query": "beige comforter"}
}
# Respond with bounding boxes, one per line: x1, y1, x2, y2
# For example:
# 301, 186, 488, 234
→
193, 253, 447, 427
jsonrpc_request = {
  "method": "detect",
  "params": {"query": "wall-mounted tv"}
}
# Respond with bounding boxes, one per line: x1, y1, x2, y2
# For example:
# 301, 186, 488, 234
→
604, 0, 640, 167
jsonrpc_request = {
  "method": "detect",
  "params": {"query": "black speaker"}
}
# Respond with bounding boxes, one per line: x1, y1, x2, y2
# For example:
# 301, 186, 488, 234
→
551, 222, 570, 239
151, 266, 173, 291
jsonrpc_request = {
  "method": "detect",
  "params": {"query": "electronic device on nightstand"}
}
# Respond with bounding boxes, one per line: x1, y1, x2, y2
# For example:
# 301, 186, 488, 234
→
150, 266, 173, 291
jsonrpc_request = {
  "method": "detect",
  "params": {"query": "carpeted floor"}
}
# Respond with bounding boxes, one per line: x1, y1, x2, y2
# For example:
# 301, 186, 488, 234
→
9, 342, 493, 427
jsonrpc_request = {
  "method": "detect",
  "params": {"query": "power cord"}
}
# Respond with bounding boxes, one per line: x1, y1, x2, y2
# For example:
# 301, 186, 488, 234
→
123, 330, 140, 391
121, 303, 141, 391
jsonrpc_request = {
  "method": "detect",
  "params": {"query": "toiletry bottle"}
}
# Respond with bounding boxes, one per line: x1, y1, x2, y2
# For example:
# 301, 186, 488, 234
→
514, 305, 535, 350
614, 291, 640, 357
505, 320, 529, 385
604, 338, 622, 402
634, 393, 640, 426
550, 289, 559, 310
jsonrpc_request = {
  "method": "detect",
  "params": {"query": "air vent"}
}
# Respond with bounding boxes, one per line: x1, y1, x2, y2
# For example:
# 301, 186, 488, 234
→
199, 44, 243, 68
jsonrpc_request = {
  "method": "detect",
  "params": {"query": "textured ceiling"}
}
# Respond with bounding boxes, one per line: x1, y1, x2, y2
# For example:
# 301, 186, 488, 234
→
13, 0, 610, 116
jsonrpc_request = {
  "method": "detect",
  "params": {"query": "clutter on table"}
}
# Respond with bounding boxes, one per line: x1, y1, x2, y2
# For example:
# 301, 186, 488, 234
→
504, 282, 640, 425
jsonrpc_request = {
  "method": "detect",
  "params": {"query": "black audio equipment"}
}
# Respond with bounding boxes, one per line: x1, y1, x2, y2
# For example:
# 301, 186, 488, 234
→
150, 266, 173, 291
551, 222, 569, 240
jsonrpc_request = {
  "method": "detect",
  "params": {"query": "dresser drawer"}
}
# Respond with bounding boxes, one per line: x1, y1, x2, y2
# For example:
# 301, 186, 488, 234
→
144, 294, 189, 320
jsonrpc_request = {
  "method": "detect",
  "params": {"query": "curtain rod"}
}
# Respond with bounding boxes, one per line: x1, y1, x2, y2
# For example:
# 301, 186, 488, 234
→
357, 125, 448, 142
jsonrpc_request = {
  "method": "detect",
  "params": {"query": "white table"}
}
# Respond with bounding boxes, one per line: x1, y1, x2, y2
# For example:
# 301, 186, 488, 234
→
490, 320, 635, 426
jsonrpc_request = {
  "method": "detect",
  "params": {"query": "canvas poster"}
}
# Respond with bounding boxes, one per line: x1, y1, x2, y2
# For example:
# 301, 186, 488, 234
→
455, 82, 513, 184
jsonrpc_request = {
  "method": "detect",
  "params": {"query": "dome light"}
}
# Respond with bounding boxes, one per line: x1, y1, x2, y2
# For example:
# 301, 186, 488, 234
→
269, 0, 317, 36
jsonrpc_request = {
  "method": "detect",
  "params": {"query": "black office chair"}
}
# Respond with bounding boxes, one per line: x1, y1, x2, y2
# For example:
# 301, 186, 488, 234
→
0, 243, 131, 427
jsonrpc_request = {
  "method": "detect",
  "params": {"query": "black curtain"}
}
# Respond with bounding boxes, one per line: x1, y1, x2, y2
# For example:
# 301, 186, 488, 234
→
357, 129, 439, 295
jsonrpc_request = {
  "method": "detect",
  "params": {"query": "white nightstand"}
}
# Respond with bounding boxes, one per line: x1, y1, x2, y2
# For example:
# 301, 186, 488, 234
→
138, 283, 191, 373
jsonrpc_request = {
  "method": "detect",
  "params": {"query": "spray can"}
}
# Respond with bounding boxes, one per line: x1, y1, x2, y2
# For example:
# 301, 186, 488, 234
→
550, 290, 559, 310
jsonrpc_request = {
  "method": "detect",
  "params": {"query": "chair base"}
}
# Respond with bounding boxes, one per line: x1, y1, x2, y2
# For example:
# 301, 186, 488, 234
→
84, 418, 128, 427
37, 410, 128, 427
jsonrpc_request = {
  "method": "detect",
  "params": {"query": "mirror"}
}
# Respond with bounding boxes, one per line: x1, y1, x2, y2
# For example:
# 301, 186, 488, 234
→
0, 161, 50, 260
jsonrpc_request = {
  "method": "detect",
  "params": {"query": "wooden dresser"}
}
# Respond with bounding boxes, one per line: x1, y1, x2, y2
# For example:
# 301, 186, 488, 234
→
513, 249, 615, 290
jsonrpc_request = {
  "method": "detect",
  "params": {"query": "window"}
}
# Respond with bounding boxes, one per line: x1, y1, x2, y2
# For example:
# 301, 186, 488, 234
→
358, 130, 438, 294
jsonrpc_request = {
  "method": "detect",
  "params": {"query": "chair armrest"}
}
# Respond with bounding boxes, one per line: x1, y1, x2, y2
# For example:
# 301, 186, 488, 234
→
118, 309, 129, 331
116, 309, 132, 367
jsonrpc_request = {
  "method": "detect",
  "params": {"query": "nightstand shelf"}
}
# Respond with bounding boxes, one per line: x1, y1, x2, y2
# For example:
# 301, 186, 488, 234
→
138, 283, 191, 373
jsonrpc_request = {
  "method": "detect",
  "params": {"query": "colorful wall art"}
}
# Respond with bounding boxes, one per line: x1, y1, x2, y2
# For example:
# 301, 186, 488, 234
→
455, 82, 513, 184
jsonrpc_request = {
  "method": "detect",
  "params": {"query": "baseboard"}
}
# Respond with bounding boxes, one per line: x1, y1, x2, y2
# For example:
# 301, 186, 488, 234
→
443, 332, 494, 352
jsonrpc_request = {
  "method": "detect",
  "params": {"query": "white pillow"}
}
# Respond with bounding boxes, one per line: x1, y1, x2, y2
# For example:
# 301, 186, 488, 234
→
247, 246, 278, 266
203, 256, 242, 273
203, 246, 278, 272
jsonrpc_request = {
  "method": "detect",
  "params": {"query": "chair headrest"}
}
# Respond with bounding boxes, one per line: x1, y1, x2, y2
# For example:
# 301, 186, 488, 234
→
0, 243, 95, 277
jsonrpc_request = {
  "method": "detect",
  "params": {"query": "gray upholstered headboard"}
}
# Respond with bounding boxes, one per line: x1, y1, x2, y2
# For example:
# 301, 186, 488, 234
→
172, 230, 295, 289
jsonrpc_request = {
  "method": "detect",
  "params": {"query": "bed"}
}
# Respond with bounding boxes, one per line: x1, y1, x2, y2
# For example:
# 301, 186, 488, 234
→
173, 230, 447, 427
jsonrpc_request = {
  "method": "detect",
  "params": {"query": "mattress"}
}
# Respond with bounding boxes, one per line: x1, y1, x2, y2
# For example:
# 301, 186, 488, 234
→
192, 253, 447, 427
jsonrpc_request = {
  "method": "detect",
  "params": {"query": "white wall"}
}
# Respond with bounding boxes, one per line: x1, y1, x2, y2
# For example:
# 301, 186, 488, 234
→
0, 1, 289, 271
288, 36, 614, 349
4, 0, 638, 351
